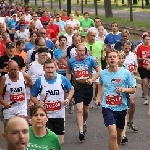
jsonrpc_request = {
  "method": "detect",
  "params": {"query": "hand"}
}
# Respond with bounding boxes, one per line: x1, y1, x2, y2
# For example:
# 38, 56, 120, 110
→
95, 98, 101, 106
102, 55, 105, 60
3, 102, 11, 109
116, 87, 124, 94
63, 99, 69, 106
86, 78, 93, 85
3, 66, 8, 72
28, 101, 34, 107
148, 111, 150, 118
132, 70, 137, 76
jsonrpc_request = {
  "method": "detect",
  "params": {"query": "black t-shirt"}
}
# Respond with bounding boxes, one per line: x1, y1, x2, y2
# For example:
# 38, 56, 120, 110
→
36, 11, 43, 17
0, 55, 25, 76
31, 49, 54, 62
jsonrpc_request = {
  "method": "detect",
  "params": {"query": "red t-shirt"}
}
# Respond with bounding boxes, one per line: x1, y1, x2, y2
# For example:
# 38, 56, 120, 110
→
47, 24, 59, 36
46, 29, 57, 44
0, 42, 6, 57
61, 16, 69, 22
137, 44, 150, 68
40, 16, 50, 23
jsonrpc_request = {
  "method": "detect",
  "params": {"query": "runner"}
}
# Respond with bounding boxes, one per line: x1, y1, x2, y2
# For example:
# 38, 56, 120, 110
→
1, 116, 29, 150
27, 104, 62, 150
95, 49, 136, 150
122, 40, 138, 132
137, 34, 150, 105
0, 60, 32, 122
30, 58, 74, 145
66, 43, 100, 141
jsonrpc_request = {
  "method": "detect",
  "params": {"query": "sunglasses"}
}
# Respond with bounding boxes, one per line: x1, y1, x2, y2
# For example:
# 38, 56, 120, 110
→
40, 32, 46, 34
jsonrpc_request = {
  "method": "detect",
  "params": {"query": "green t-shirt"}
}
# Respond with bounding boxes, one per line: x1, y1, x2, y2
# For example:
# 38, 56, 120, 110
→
74, 15, 84, 21
27, 127, 62, 150
84, 41, 104, 67
80, 18, 95, 37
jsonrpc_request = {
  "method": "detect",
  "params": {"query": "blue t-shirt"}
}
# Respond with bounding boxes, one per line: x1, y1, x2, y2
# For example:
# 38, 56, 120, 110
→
114, 40, 134, 51
68, 56, 98, 76
46, 38, 55, 50
25, 42, 35, 52
136, 40, 142, 46
104, 32, 122, 47
99, 67, 135, 111
31, 74, 72, 97
15, 24, 28, 30
7, 19, 16, 30
54, 48, 67, 75
54, 21, 66, 31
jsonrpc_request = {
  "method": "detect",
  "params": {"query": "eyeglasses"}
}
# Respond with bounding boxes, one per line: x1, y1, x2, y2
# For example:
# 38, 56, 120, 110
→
40, 32, 46, 34
33, 16, 37, 17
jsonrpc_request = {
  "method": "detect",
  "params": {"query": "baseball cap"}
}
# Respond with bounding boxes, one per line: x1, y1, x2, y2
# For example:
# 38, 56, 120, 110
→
42, 22, 48, 25
12, 13, 17, 17
142, 32, 148, 38
6, 42, 15, 48
37, 47, 48, 54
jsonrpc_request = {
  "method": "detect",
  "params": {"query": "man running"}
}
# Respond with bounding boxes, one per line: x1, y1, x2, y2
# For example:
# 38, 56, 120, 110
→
66, 43, 100, 141
95, 49, 136, 150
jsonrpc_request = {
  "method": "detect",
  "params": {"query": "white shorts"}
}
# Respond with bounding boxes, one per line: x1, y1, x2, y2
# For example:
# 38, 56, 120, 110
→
2, 102, 27, 119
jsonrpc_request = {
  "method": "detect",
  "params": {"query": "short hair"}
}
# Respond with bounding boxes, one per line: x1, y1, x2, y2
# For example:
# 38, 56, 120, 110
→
43, 58, 57, 68
94, 17, 101, 22
30, 31, 39, 37
72, 33, 81, 40
121, 29, 130, 36
59, 35, 67, 42
35, 37, 40, 45
122, 40, 132, 47
30, 104, 47, 117
118, 50, 125, 58
106, 48, 118, 58
84, 12, 89, 16
142, 34, 149, 40
16, 40, 24, 47
111, 22, 118, 27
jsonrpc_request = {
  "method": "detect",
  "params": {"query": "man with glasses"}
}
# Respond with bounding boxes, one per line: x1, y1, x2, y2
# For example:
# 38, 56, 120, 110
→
36, 6, 43, 17
39, 28, 55, 50
31, 13, 43, 30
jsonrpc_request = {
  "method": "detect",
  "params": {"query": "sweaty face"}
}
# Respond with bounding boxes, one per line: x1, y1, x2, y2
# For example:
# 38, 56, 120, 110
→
111, 23, 118, 32
107, 52, 119, 68
8, 65, 19, 78
88, 32, 96, 43
5, 120, 29, 150
44, 63, 57, 78
76, 45, 86, 58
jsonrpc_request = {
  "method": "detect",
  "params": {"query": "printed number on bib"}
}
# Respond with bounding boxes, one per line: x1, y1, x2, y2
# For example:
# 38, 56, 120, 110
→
59, 63, 67, 70
45, 101, 61, 112
74, 65, 89, 80
127, 64, 135, 72
143, 59, 150, 69
10, 93, 25, 102
106, 94, 122, 106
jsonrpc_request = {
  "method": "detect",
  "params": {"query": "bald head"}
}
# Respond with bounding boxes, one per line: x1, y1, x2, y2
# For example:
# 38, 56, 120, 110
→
8, 60, 18, 69
3, 116, 29, 150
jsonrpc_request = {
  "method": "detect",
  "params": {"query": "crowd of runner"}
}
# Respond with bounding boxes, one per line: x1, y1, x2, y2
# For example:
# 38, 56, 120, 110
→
0, 0, 150, 150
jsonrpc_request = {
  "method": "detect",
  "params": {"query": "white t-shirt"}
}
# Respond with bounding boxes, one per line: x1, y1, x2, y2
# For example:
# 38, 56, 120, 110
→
0, 17, 4, 24
66, 19, 80, 27
14, 29, 30, 41
30, 19, 43, 29
88, 27, 108, 36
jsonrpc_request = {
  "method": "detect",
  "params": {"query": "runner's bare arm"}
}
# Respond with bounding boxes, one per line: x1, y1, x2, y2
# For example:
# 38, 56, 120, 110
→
30, 94, 40, 104
64, 86, 74, 106
0, 76, 11, 108
66, 69, 71, 81
116, 87, 136, 94
22, 72, 33, 88
21, 66, 26, 72
59, 57, 67, 66
95, 83, 103, 105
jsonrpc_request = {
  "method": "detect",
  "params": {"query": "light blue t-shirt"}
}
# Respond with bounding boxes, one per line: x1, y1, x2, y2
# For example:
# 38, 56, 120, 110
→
46, 38, 55, 50
68, 56, 98, 76
31, 74, 72, 97
7, 19, 16, 30
54, 21, 66, 31
99, 67, 135, 111
54, 48, 67, 75
25, 42, 35, 52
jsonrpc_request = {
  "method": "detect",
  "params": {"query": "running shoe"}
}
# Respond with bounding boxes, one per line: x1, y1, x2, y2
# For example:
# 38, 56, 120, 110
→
143, 99, 148, 105
79, 132, 85, 141
128, 122, 138, 131
121, 135, 128, 144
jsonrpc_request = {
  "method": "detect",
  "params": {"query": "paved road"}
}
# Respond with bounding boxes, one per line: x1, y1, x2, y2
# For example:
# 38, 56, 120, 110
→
30, 1, 150, 22
0, 86, 150, 150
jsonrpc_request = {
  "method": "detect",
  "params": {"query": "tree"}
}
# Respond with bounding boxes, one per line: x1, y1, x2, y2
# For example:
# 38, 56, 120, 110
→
133, 0, 138, 4
129, 0, 133, 21
24, 0, 29, 5
50, 0, 53, 9
145, 0, 149, 5
94, 0, 98, 16
85, 0, 87, 4
104, 0, 113, 18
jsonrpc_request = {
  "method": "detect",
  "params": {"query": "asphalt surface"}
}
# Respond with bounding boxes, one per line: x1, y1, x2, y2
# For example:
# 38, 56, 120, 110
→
30, 1, 150, 22
0, 86, 150, 150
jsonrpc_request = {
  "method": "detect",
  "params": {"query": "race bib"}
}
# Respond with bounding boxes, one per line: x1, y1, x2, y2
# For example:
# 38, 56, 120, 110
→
58, 63, 67, 70
127, 64, 135, 72
74, 65, 89, 80
10, 93, 25, 102
45, 101, 61, 112
106, 94, 122, 106
143, 59, 150, 69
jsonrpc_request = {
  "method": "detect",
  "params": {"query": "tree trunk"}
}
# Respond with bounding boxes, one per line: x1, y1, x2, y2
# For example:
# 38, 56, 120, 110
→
122, 0, 124, 4
50, 0, 53, 9
67, 0, 71, 16
94, 0, 98, 16
85, 0, 87, 4
35, 0, 37, 6
129, 0, 133, 21
133, 0, 138, 4
42, 0, 44, 8
24, 0, 29, 5
81, 0, 83, 14
145, 0, 149, 5
142, 0, 144, 8
104, 0, 113, 18
59, 0, 61, 10
77, 0, 79, 4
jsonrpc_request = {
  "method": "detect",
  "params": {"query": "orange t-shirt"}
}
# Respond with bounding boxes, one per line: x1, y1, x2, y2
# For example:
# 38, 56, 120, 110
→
14, 49, 26, 63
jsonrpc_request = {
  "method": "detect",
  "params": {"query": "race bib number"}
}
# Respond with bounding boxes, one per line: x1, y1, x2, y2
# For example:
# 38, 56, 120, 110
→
143, 59, 150, 69
106, 94, 122, 106
10, 93, 25, 102
59, 63, 67, 70
74, 64, 89, 80
45, 101, 61, 112
127, 64, 135, 72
